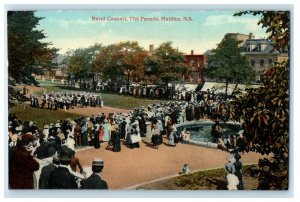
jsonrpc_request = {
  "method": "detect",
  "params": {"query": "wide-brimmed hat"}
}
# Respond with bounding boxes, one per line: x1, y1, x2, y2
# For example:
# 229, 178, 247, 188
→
58, 146, 74, 161
11, 134, 18, 142
92, 159, 104, 167
227, 154, 235, 162
70, 121, 76, 125
21, 132, 35, 143
237, 130, 244, 135
234, 154, 241, 160
44, 125, 49, 129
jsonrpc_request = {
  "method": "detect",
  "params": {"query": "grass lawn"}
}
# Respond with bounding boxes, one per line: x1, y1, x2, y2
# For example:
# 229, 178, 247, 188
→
136, 164, 259, 190
9, 104, 82, 130
100, 93, 167, 109
9, 80, 168, 128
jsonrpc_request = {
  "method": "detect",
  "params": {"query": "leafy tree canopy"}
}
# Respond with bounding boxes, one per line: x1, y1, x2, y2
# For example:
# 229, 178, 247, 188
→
94, 41, 147, 86
8, 11, 58, 85
232, 11, 289, 190
144, 41, 188, 86
63, 43, 102, 81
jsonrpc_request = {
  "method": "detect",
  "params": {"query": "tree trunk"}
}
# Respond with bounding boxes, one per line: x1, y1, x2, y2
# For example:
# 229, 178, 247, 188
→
231, 83, 239, 97
225, 81, 228, 100
127, 72, 130, 95
166, 82, 169, 98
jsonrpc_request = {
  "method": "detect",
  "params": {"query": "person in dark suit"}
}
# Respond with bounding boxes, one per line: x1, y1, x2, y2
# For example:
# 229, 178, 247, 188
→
80, 159, 108, 189
48, 146, 78, 189
38, 154, 60, 189
9, 133, 40, 189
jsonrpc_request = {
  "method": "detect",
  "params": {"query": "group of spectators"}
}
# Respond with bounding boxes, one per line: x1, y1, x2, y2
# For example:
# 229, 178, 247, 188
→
9, 86, 246, 190
30, 91, 103, 110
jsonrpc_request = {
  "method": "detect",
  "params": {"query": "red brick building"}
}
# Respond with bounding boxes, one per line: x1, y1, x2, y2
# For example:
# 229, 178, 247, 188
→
184, 50, 206, 84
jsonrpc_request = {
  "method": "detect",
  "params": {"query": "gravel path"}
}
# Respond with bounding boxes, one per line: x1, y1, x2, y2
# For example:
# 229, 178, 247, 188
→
76, 137, 262, 189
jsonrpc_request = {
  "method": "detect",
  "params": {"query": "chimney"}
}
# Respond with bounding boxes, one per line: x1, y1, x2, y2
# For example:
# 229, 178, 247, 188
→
191, 50, 194, 55
149, 44, 154, 53
249, 33, 254, 39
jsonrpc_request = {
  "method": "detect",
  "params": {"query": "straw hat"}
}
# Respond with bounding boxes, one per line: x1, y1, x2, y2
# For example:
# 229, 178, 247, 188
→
11, 134, 18, 142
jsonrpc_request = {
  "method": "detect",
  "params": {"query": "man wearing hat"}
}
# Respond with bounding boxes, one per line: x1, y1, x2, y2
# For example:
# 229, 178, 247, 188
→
225, 154, 238, 190
39, 153, 60, 189
80, 159, 108, 189
48, 146, 78, 189
233, 154, 243, 190
9, 132, 40, 189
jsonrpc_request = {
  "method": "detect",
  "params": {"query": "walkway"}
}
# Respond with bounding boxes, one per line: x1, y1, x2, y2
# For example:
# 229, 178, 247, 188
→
76, 137, 262, 189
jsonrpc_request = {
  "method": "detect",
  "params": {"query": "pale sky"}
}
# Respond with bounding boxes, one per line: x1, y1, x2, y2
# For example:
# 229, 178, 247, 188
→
35, 10, 268, 55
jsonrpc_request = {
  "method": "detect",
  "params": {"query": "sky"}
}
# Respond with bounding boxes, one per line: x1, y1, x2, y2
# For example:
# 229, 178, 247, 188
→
35, 10, 268, 55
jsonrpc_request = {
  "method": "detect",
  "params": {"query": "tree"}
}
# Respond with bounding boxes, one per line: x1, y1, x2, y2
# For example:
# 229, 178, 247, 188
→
63, 44, 102, 88
94, 41, 147, 92
144, 41, 188, 98
204, 36, 255, 98
232, 11, 290, 190
7, 11, 58, 85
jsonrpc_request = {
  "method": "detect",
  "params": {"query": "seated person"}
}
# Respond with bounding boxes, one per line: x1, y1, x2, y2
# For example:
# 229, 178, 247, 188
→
183, 130, 191, 143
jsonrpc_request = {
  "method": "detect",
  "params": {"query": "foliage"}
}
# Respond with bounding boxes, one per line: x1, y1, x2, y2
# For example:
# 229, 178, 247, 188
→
7, 11, 58, 85
94, 41, 147, 90
63, 43, 102, 83
204, 35, 254, 97
232, 11, 290, 190
144, 41, 188, 87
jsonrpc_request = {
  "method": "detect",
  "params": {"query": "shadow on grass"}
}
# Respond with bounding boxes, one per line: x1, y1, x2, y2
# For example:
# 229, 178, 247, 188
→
205, 178, 227, 190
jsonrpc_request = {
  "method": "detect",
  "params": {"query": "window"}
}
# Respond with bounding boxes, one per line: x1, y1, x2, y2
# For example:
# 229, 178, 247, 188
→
250, 59, 255, 66
190, 59, 194, 66
260, 59, 265, 67
269, 59, 273, 64
258, 44, 261, 52
246, 46, 250, 52
259, 74, 265, 82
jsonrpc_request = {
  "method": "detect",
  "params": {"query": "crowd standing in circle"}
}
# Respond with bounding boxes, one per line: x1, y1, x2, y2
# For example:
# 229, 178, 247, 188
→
30, 91, 103, 110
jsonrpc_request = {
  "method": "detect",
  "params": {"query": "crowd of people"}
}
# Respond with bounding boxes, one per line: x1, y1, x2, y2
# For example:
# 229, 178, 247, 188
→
30, 91, 103, 110
9, 87, 247, 190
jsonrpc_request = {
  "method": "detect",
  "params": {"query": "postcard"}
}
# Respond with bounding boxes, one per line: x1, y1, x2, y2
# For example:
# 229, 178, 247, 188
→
6, 7, 290, 195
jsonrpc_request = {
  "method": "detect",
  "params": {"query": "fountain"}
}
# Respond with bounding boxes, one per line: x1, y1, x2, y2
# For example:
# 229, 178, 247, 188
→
176, 120, 241, 148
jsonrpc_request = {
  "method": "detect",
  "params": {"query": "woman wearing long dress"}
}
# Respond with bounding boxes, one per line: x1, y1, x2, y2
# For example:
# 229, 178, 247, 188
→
168, 125, 177, 146
157, 120, 164, 145
151, 124, 160, 149
93, 123, 100, 149
129, 121, 141, 149
98, 125, 104, 143
81, 122, 88, 146
112, 124, 121, 152
102, 119, 111, 142
144, 120, 152, 144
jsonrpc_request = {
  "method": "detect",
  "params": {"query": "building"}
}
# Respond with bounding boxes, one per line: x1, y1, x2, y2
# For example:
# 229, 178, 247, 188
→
34, 54, 69, 81
221, 33, 289, 82
243, 37, 288, 81
184, 50, 206, 84
222, 33, 252, 47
